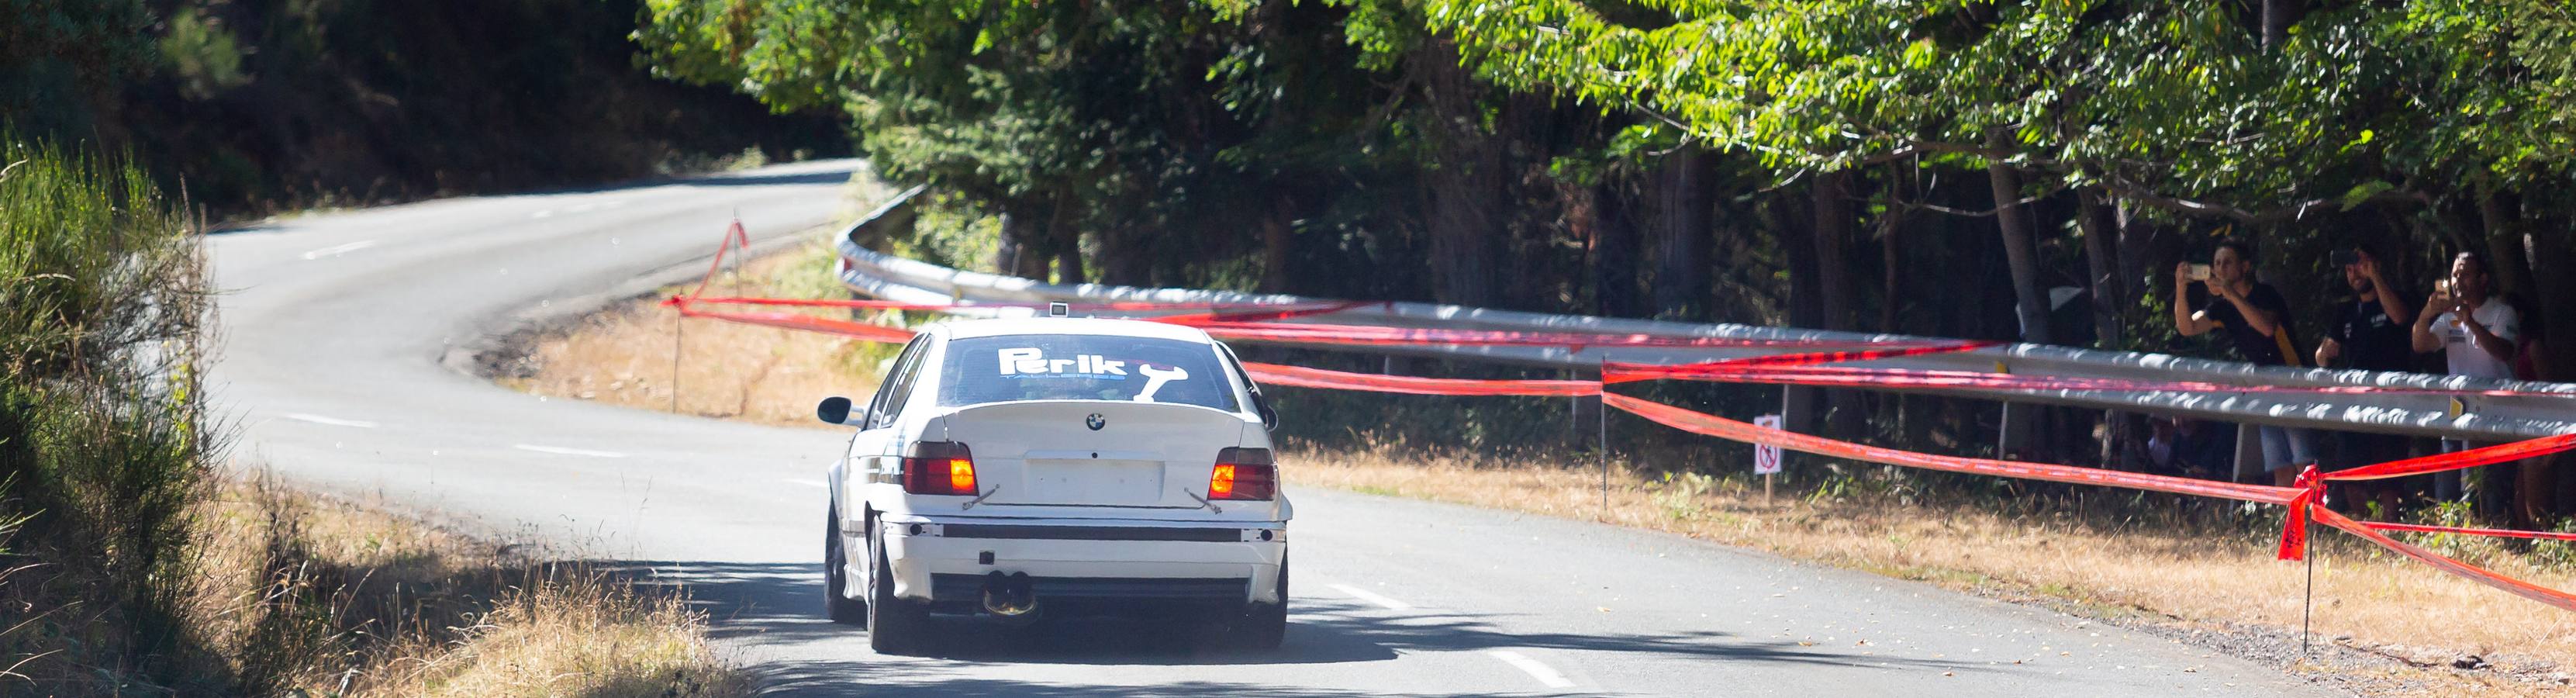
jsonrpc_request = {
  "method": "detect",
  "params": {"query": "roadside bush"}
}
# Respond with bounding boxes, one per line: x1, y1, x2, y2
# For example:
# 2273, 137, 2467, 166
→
0, 136, 225, 691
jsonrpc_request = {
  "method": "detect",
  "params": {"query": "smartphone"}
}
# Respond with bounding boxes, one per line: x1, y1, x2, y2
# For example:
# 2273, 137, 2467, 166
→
2435, 278, 2453, 295
2187, 264, 2212, 282
2330, 249, 2361, 267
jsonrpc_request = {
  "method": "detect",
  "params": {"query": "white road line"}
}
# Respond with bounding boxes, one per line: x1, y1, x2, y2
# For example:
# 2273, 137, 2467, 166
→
513, 444, 627, 458
530, 209, 555, 219
298, 240, 377, 260
1486, 651, 1576, 689
1327, 583, 1413, 610
283, 413, 377, 428
783, 478, 828, 489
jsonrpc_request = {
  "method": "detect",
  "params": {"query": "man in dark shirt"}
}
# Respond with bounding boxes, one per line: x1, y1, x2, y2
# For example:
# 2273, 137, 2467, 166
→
2313, 247, 2414, 517
2173, 238, 2313, 485
2316, 247, 2414, 371
2174, 240, 2303, 367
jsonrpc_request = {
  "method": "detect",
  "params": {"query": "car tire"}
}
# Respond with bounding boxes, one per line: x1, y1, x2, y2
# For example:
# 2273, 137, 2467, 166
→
866, 517, 930, 655
1235, 552, 1287, 650
824, 505, 868, 625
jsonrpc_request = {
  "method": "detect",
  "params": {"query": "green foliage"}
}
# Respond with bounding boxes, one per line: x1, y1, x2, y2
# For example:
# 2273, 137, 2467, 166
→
6, 0, 848, 216
157, 7, 247, 100
0, 136, 228, 693
644, 0, 2576, 524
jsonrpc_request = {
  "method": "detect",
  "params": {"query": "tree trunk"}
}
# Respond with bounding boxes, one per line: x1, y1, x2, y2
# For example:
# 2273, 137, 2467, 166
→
1987, 132, 2049, 458
2077, 187, 2124, 349
1417, 39, 1502, 306
2077, 186, 2126, 467
1654, 147, 1714, 319
993, 213, 1025, 276
1055, 233, 1086, 285
1987, 143, 2052, 346
1880, 163, 1913, 333
1051, 193, 1086, 285
1000, 211, 1051, 280
2476, 178, 2535, 299
2529, 224, 2576, 382
2260, 0, 2301, 50
1814, 169, 1864, 437
1259, 195, 1293, 293
2114, 198, 2161, 302
1779, 193, 1825, 437
1594, 181, 1642, 317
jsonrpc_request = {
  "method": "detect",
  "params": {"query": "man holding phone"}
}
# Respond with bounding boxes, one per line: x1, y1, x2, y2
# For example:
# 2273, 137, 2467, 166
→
2172, 238, 2313, 485
2315, 247, 2413, 516
2412, 251, 2521, 503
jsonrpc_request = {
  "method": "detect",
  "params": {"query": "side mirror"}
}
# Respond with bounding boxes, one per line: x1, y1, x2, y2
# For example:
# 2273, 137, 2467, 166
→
817, 396, 857, 426
1252, 392, 1279, 431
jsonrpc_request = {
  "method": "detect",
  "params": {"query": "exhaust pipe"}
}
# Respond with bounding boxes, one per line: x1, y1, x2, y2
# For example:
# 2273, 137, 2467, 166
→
981, 572, 1038, 617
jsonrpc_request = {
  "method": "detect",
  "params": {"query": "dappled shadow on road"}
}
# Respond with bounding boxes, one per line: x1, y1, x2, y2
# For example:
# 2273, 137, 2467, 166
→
668, 170, 858, 189
597, 559, 1991, 695
743, 667, 1576, 698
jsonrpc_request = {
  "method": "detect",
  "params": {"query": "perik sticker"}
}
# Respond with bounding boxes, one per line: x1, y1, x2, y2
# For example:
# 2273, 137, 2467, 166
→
998, 347, 1129, 378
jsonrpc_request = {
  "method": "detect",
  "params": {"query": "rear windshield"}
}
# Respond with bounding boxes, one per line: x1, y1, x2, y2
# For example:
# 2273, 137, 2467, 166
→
938, 334, 1240, 412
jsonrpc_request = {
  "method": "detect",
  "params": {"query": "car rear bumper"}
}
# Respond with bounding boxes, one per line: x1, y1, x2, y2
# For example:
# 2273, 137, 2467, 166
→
867, 514, 1286, 608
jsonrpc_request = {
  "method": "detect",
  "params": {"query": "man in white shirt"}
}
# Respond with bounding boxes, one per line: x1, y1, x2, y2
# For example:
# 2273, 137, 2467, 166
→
2411, 251, 2520, 501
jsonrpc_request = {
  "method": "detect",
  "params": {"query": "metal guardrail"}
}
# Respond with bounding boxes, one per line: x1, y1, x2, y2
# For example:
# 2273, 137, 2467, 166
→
834, 190, 2576, 441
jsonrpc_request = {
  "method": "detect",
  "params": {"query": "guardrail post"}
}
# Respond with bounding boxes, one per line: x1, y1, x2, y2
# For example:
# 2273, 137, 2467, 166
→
2233, 423, 2265, 483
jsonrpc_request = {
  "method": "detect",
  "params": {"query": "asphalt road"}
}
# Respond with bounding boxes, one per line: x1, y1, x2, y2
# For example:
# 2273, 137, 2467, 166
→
206, 161, 2331, 696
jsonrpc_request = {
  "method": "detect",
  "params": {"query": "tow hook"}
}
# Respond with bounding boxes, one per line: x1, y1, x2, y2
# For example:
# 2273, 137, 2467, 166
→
982, 572, 1038, 617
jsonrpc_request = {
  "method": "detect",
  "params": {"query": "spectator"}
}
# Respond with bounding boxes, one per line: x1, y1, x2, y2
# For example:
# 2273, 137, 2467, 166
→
2314, 247, 2413, 517
2411, 251, 2521, 503
2172, 238, 2315, 486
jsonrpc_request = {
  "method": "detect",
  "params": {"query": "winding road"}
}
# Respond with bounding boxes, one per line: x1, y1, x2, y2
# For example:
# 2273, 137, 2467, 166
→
206, 161, 2329, 696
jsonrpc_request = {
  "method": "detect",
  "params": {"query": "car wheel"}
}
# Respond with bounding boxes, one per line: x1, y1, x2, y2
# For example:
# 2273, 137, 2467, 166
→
1235, 551, 1287, 650
866, 517, 930, 655
824, 505, 867, 625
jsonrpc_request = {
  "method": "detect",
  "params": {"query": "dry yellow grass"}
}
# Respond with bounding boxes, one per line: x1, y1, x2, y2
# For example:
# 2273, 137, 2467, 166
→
185, 479, 753, 697
500, 232, 889, 427
1290, 447, 2576, 693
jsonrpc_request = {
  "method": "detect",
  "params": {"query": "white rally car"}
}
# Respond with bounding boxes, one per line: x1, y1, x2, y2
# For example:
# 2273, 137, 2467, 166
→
818, 316, 1290, 653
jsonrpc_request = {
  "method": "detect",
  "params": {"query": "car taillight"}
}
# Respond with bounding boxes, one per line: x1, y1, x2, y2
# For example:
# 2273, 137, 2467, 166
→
903, 441, 978, 496
1210, 447, 1276, 500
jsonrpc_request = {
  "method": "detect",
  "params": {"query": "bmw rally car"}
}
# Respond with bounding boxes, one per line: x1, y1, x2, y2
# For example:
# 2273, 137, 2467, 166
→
818, 316, 1290, 653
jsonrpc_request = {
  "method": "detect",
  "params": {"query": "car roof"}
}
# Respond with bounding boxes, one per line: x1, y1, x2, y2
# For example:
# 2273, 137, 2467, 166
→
930, 316, 1218, 344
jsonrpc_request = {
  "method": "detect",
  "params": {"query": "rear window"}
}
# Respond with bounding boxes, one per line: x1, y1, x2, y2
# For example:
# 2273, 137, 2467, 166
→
938, 334, 1240, 412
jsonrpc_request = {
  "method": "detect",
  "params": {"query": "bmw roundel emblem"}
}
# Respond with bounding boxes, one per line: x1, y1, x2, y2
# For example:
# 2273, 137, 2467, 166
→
1086, 413, 1106, 430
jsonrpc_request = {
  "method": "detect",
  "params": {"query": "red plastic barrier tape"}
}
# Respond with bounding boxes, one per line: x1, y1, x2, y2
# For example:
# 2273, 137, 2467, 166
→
1147, 300, 1378, 326
2311, 506, 2576, 613
668, 302, 917, 344
1241, 361, 1600, 396
1611, 362, 2576, 399
2277, 434, 2576, 560
1191, 321, 1960, 351
689, 220, 754, 299
2316, 433, 2576, 482
1601, 341, 1998, 380
2362, 521, 2576, 543
1600, 392, 2299, 504
683, 295, 1355, 314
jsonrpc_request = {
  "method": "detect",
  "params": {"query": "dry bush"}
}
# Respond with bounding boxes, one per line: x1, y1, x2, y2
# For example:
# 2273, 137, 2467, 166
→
181, 479, 751, 697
